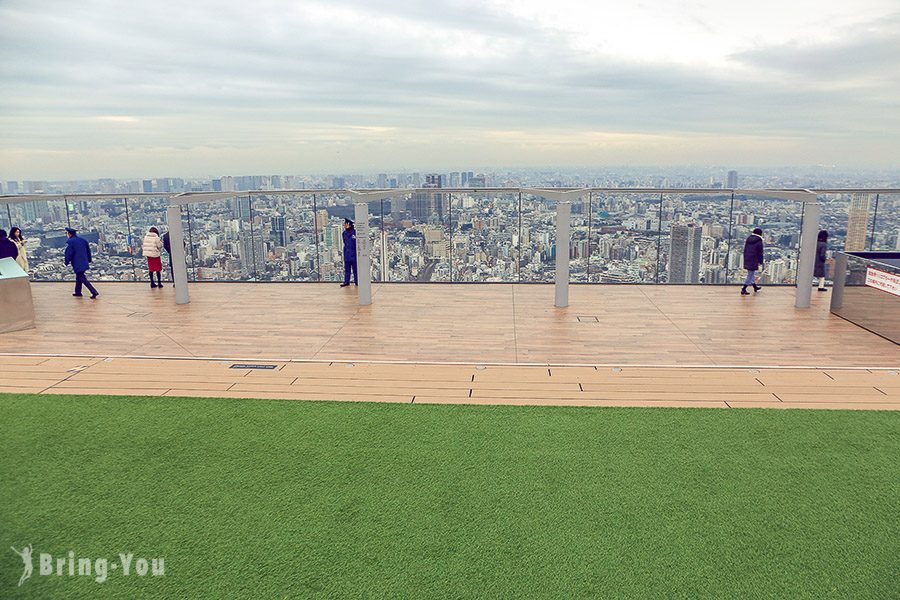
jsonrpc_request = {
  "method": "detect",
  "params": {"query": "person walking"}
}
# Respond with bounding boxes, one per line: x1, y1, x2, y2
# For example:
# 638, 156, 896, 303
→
9, 227, 28, 273
0, 229, 19, 261
64, 227, 98, 298
340, 218, 358, 287
814, 230, 829, 292
741, 227, 765, 296
142, 226, 164, 288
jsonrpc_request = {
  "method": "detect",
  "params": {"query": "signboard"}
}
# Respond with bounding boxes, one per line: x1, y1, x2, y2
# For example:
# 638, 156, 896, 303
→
865, 267, 900, 297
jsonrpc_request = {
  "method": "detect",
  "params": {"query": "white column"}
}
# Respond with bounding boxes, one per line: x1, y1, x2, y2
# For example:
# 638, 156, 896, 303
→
354, 202, 372, 306
795, 201, 821, 308
555, 201, 571, 308
166, 204, 190, 305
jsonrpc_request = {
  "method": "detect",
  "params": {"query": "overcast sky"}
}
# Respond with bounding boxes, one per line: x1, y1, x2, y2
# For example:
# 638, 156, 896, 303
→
1, 0, 898, 179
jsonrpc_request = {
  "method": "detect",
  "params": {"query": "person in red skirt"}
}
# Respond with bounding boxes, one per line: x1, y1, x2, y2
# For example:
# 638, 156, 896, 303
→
142, 226, 164, 288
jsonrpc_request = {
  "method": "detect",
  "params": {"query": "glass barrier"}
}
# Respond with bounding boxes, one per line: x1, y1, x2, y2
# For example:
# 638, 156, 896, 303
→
314, 193, 353, 283
451, 192, 519, 282
658, 193, 733, 284
382, 189, 450, 282
1, 204, 10, 230
590, 192, 662, 283
729, 194, 802, 285
7, 200, 72, 280
519, 193, 556, 283
871, 194, 898, 251
184, 195, 256, 281
250, 194, 318, 281
125, 196, 174, 282
66, 197, 134, 281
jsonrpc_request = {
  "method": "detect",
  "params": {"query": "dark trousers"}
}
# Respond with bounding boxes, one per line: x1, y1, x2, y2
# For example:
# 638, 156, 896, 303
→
74, 271, 98, 296
343, 260, 358, 285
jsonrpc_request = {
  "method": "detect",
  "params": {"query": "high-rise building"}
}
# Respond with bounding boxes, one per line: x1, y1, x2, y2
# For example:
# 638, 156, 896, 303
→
845, 193, 871, 251
332, 176, 346, 189
668, 223, 702, 283
142, 180, 153, 193
271, 216, 287, 246
449, 172, 460, 187
240, 231, 266, 277
377, 173, 388, 188
231, 197, 251, 220
727, 170, 738, 188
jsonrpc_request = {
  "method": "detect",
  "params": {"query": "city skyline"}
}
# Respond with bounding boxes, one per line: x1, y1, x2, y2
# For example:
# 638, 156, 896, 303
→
1, 0, 899, 179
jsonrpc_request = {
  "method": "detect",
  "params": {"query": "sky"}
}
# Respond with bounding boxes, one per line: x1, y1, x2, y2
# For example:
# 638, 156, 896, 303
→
0, 0, 898, 179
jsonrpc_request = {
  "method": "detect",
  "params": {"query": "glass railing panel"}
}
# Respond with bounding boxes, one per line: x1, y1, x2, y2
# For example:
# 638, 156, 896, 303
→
383, 189, 450, 282
568, 194, 589, 283
66, 197, 135, 281
313, 193, 354, 283
589, 192, 662, 283
7, 199, 72, 280
250, 194, 318, 281
1, 204, 10, 230
184, 195, 254, 281
450, 192, 518, 282
125, 196, 177, 282
659, 193, 732, 285
871, 194, 898, 251
727, 194, 803, 285
519, 193, 556, 283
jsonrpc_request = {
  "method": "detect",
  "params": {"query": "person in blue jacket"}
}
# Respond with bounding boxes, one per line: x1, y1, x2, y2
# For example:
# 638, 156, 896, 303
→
340, 218, 358, 287
64, 227, 99, 298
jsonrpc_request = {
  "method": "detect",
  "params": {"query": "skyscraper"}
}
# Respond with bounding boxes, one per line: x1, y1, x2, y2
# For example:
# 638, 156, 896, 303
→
668, 223, 702, 283
727, 170, 738, 188
240, 230, 266, 277
413, 174, 445, 220
845, 193, 871, 251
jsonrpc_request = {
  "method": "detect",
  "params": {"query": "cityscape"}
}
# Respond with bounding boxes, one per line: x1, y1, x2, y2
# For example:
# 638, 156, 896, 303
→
1, 168, 897, 286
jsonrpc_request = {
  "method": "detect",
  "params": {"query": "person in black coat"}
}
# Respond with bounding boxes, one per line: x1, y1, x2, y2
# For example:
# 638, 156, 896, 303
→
814, 230, 828, 292
340, 218, 358, 287
741, 228, 765, 296
0, 229, 19, 261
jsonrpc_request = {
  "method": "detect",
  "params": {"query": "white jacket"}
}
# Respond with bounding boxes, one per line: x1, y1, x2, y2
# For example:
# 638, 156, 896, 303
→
142, 232, 163, 258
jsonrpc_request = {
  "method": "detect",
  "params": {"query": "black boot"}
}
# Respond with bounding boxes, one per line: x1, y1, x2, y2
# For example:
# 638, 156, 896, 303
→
149, 273, 157, 288
156, 272, 164, 287
741, 285, 750, 295
752, 283, 761, 293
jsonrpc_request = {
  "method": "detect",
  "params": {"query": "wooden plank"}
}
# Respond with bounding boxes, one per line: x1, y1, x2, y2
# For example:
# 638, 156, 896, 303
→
41, 387, 170, 396
164, 389, 411, 403
415, 396, 730, 408
727, 400, 900, 410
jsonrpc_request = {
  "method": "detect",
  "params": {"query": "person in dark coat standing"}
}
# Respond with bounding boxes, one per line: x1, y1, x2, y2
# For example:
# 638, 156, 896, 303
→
741, 227, 764, 296
341, 218, 358, 287
64, 227, 99, 298
814, 230, 829, 292
0, 229, 19, 261
162, 230, 173, 282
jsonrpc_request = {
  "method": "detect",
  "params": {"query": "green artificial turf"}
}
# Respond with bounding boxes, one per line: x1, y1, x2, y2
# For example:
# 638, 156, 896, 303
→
1, 393, 898, 599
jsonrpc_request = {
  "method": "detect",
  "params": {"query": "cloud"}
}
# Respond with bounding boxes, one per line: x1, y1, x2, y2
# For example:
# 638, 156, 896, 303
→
0, 0, 898, 177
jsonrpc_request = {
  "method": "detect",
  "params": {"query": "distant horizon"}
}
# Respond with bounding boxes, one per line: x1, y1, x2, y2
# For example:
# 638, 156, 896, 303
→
4, 163, 900, 185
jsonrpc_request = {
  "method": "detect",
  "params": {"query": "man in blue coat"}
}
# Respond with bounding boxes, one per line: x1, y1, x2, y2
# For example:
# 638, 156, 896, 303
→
64, 227, 99, 298
340, 218, 358, 287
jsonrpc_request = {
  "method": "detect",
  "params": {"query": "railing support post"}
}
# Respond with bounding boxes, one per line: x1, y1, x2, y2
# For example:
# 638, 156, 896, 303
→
555, 201, 571, 308
166, 204, 190, 305
795, 198, 820, 308
355, 202, 372, 306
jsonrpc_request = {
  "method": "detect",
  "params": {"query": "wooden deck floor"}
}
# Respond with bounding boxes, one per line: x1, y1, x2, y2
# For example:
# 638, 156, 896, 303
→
1, 355, 898, 410
0, 282, 897, 366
